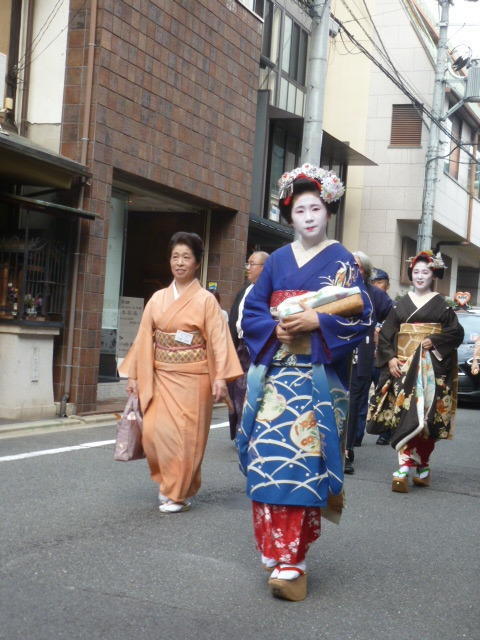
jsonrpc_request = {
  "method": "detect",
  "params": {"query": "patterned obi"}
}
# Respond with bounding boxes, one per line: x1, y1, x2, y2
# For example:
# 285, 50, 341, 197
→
154, 330, 207, 364
270, 289, 311, 355
397, 322, 442, 359
270, 290, 308, 318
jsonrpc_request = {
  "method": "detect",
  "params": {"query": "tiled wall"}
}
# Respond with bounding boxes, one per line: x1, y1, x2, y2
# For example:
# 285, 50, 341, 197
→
54, 0, 262, 411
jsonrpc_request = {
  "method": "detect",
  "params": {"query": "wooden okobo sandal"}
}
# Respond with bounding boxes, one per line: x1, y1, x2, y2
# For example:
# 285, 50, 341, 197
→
392, 469, 409, 493
268, 566, 308, 602
413, 467, 431, 487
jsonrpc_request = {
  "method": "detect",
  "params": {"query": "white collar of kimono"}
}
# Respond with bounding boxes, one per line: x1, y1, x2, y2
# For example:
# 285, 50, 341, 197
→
291, 238, 338, 268
172, 278, 196, 300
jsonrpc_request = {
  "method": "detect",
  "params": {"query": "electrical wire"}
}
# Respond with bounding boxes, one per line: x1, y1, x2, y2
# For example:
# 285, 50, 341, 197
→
14, 0, 88, 82
336, 16, 478, 165
15, 0, 66, 72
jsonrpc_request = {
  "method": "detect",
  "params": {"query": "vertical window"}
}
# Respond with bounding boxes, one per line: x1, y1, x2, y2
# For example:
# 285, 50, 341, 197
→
446, 116, 462, 180
390, 104, 422, 147
281, 15, 292, 73
474, 145, 480, 199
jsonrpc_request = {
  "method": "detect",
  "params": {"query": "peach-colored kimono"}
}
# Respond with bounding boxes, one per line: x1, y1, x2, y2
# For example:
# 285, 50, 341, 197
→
119, 280, 242, 502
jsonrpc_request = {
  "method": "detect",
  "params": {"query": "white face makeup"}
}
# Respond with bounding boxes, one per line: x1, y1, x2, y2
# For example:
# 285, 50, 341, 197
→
290, 192, 330, 248
411, 261, 434, 294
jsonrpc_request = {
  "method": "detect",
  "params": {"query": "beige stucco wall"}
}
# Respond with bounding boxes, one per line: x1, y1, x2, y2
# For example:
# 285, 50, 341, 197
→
323, 0, 376, 253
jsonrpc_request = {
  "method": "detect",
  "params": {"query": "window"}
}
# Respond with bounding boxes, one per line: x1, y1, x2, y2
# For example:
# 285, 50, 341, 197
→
0, 205, 72, 325
443, 116, 462, 180
239, 0, 268, 18
281, 16, 308, 85
390, 105, 422, 147
399, 236, 417, 285
474, 145, 480, 200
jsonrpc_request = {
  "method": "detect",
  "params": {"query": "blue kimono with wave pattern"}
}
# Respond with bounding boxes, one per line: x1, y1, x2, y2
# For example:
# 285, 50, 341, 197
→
236, 242, 372, 508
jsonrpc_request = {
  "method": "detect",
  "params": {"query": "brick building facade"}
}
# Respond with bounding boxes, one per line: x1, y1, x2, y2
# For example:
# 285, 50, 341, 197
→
55, 0, 262, 412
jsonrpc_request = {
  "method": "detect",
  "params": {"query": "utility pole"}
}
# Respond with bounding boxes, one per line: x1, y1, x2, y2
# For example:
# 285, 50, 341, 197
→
417, 0, 450, 252
300, 0, 332, 165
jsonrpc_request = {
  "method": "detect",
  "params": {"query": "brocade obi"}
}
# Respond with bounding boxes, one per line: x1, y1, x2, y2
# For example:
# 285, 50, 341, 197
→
397, 322, 442, 359
270, 289, 311, 355
154, 329, 207, 364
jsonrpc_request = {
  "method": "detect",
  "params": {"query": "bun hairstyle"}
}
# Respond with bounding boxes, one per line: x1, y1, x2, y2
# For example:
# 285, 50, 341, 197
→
407, 250, 445, 281
277, 164, 345, 224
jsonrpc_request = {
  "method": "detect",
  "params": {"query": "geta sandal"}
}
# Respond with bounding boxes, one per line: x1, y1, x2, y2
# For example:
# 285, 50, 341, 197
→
268, 566, 307, 602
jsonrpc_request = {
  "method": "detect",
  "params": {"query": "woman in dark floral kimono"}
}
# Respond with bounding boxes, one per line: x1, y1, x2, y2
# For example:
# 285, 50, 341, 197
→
367, 250, 464, 493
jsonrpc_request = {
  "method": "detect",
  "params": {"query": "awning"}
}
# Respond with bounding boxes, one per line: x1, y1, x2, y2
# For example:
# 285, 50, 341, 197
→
0, 193, 98, 220
322, 131, 377, 167
0, 130, 90, 189
249, 215, 294, 241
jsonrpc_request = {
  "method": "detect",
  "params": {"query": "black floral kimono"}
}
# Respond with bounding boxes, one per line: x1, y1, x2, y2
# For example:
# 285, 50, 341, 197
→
367, 293, 464, 451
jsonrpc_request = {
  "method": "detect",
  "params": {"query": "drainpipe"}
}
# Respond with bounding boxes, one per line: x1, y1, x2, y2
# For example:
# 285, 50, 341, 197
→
466, 130, 478, 244
19, 0, 35, 136
60, 0, 97, 416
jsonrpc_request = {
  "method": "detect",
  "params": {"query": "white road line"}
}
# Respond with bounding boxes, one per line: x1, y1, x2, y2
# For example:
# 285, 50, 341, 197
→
0, 421, 229, 462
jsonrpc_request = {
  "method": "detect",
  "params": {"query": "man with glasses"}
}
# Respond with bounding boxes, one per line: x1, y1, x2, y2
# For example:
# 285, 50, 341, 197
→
227, 251, 269, 439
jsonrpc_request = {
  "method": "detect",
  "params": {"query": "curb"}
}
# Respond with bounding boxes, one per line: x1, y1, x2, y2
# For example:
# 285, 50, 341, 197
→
0, 412, 118, 437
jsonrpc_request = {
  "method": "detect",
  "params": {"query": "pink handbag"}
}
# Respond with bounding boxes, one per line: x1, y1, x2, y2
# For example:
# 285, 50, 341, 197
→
114, 394, 145, 461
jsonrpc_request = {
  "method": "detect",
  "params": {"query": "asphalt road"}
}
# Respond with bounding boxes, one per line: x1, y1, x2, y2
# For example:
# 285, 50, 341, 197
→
1, 406, 479, 640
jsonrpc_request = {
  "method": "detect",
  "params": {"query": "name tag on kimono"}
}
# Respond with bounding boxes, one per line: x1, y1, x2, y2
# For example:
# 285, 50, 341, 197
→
175, 330, 194, 345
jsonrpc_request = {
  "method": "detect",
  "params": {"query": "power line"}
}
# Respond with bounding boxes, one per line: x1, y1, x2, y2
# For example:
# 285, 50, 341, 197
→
16, 0, 66, 72
336, 16, 478, 165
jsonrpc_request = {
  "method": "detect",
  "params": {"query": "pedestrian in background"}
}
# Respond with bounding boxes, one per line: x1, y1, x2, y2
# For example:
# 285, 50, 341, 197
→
344, 252, 392, 474
237, 164, 372, 601
120, 232, 242, 513
371, 268, 390, 293
367, 250, 464, 493
227, 251, 269, 440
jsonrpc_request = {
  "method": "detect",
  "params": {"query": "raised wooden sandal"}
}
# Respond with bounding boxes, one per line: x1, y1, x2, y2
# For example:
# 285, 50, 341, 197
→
268, 567, 307, 602
413, 467, 431, 487
392, 469, 409, 493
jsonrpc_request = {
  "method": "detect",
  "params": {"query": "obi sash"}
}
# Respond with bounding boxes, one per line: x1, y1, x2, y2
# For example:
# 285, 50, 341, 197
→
154, 329, 207, 364
270, 289, 311, 355
397, 322, 442, 359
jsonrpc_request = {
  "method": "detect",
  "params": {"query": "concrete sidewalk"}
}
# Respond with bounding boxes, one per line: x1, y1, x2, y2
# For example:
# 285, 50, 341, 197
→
0, 403, 229, 437
0, 412, 119, 437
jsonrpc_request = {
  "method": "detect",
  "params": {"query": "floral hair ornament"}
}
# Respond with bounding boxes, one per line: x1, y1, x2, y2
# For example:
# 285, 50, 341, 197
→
406, 249, 446, 272
278, 163, 345, 205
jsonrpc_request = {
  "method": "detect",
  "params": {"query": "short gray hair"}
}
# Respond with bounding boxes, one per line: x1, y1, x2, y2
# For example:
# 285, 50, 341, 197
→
353, 251, 373, 281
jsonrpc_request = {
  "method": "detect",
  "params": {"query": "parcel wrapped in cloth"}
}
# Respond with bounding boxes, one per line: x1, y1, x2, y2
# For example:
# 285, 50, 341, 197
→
277, 285, 363, 319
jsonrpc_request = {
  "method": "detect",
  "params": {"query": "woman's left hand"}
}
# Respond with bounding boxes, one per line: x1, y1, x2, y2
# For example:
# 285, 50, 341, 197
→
212, 379, 232, 409
280, 303, 320, 335
422, 338, 433, 350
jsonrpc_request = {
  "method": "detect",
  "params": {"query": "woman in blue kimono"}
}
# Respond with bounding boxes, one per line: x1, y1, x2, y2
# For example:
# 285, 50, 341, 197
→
236, 164, 372, 601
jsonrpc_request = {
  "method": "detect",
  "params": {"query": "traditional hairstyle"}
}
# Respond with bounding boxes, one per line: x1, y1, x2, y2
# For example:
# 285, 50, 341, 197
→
407, 250, 445, 281
168, 231, 204, 264
278, 164, 345, 223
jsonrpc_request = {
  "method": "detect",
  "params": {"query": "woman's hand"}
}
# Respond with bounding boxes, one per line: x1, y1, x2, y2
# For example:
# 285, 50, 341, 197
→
422, 338, 433, 350
472, 360, 479, 376
126, 378, 138, 395
213, 379, 232, 410
388, 357, 402, 379
276, 324, 295, 344
279, 303, 320, 335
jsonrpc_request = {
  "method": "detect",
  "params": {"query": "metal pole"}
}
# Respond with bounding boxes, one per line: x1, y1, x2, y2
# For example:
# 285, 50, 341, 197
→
300, 0, 332, 165
417, 0, 450, 252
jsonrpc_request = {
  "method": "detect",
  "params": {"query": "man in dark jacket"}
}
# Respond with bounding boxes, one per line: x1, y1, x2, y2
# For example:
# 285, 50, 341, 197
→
227, 251, 268, 439
344, 253, 393, 474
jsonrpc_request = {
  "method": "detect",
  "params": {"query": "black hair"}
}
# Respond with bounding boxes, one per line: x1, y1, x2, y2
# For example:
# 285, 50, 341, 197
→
407, 257, 444, 281
168, 231, 204, 264
279, 178, 339, 223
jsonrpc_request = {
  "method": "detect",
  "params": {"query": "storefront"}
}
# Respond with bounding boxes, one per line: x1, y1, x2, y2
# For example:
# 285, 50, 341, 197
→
0, 131, 90, 419
96, 172, 228, 407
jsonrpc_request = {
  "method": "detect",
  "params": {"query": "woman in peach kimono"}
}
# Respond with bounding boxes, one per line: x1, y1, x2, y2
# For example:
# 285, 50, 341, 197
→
119, 232, 242, 513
